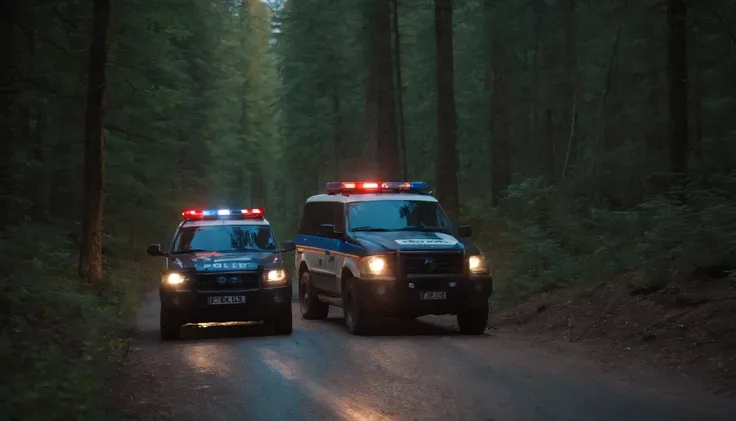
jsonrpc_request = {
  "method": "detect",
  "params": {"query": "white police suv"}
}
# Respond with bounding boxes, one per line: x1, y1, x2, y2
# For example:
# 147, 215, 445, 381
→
294, 181, 492, 335
146, 207, 296, 340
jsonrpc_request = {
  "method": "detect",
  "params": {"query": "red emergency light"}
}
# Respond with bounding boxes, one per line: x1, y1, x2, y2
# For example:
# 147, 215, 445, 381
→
240, 208, 263, 216
182, 209, 204, 218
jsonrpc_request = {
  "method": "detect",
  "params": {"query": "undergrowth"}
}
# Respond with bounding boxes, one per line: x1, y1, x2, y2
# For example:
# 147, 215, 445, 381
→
465, 172, 736, 308
0, 223, 155, 421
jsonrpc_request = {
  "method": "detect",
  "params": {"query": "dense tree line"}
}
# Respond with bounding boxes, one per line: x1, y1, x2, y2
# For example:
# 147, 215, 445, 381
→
1, 0, 276, 418
273, 0, 736, 301
0, 0, 734, 418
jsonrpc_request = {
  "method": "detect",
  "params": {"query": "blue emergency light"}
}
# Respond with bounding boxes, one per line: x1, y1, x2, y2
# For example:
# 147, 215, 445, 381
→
181, 208, 264, 220
325, 181, 429, 195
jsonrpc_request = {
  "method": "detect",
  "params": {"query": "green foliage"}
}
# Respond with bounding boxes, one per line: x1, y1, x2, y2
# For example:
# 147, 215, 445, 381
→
480, 174, 736, 307
274, 0, 736, 311
1, 0, 734, 416
0, 223, 152, 421
1, 0, 280, 419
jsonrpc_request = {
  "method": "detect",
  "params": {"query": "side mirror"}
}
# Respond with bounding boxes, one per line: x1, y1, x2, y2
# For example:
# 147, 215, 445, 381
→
457, 225, 472, 238
146, 244, 167, 256
280, 240, 296, 253
318, 224, 343, 239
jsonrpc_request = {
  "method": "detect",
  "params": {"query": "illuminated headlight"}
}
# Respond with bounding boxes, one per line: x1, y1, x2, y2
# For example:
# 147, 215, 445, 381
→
361, 255, 389, 276
266, 269, 287, 283
166, 272, 185, 284
468, 255, 488, 274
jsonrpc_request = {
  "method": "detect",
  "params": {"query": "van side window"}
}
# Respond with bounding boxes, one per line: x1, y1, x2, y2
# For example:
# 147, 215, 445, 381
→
328, 202, 346, 233
298, 202, 317, 236
299, 202, 344, 236
299, 202, 330, 236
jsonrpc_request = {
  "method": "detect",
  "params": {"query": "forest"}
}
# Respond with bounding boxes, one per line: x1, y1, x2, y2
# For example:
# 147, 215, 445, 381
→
1, 0, 734, 419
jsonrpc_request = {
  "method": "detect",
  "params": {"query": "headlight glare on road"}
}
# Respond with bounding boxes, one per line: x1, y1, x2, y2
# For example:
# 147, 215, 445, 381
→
166, 272, 185, 284
266, 269, 287, 283
468, 255, 488, 274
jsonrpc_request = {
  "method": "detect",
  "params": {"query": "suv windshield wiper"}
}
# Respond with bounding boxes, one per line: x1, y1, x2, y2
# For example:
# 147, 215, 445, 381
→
171, 248, 209, 254
351, 227, 391, 232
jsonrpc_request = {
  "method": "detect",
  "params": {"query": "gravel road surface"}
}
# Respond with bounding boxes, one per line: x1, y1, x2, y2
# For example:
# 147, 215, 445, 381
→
113, 291, 736, 421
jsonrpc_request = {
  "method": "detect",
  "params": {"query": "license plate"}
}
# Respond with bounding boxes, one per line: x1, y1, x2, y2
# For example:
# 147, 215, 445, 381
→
420, 291, 447, 300
208, 295, 246, 305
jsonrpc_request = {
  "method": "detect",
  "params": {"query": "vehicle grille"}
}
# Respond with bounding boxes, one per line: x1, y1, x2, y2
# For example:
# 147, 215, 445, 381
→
196, 272, 260, 290
401, 251, 464, 275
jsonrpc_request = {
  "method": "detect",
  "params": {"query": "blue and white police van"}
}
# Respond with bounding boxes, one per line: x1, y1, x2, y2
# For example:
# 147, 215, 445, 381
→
146, 207, 296, 340
293, 181, 492, 335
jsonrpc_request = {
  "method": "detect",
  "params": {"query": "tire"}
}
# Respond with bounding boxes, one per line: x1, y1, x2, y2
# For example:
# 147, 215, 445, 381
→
299, 270, 329, 320
160, 307, 182, 340
343, 279, 371, 335
272, 305, 293, 335
457, 300, 489, 335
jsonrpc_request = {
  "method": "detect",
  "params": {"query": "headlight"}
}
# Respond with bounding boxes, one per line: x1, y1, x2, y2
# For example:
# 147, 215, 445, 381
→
166, 272, 185, 284
361, 255, 389, 276
468, 255, 488, 274
266, 269, 287, 283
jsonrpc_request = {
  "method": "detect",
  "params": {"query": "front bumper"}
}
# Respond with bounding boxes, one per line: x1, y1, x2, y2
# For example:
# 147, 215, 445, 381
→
353, 274, 492, 318
159, 285, 292, 323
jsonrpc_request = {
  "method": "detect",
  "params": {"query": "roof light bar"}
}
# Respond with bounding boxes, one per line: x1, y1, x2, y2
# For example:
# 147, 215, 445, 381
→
181, 208, 265, 220
325, 181, 429, 195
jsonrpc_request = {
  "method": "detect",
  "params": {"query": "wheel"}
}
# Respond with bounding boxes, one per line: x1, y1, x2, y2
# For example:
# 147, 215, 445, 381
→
343, 279, 371, 335
457, 300, 489, 335
299, 270, 329, 319
272, 305, 293, 335
160, 307, 182, 340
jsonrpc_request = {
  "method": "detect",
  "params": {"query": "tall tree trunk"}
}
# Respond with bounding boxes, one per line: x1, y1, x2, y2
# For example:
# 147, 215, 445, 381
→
366, 0, 400, 180
486, 0, 511, 204
667, 0, 688, 179
391, 0, 408, 180
531, 0, 552, 176
0, 0, 20, 228
560, 0, 577, 171
79, 0, 111, 290
332, 80, 343, 179
692, 24, 703, 170
645, 11, 662, 155
330, 0, 343, 180
434, 0, 460, 221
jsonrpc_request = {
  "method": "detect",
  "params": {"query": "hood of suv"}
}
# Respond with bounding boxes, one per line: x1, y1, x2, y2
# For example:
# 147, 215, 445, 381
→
353, 230, 469, 253
170, 251, 280, 272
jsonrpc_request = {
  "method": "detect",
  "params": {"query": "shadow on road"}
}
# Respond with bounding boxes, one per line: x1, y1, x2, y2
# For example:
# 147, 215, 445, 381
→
323, 315, 468, 337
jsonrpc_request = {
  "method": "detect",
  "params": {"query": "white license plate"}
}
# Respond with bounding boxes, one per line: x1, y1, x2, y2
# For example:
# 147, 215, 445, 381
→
420, 291, 447, 300
208, 295, 246, 305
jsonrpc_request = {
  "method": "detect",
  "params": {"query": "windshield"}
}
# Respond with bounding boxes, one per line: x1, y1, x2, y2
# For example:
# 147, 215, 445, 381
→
347, 200, 453, 233
172, 225, 277, 253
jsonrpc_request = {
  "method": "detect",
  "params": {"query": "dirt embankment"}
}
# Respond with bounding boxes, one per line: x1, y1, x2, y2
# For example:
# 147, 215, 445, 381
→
494, 269, 736, 396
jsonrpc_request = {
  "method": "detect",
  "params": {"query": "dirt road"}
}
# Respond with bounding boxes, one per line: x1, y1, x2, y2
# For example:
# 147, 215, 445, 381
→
112, 291, 736, 421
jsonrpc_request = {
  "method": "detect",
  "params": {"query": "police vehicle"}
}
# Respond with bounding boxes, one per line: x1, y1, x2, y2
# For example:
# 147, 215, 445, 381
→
294, 181, 492, 335
146, 207, 296, 340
